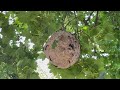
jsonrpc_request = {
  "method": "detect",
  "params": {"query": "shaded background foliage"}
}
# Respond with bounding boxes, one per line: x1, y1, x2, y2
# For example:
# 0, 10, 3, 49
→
0, 11, 119, 79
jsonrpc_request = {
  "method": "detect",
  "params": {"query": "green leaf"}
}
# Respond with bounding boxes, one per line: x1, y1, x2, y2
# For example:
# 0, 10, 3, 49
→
83, 26, 88, 30
52, 40, 58, 49
0, 11, 120, 79
38, 52, 46, 60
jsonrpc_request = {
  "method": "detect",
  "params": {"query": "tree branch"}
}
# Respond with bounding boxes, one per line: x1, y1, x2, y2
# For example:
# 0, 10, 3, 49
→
94, 11, 99, 27
84, 11, 94, 26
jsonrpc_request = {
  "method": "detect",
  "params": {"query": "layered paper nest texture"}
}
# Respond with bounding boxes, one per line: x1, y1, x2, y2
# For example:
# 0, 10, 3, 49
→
44, 30, 80, 69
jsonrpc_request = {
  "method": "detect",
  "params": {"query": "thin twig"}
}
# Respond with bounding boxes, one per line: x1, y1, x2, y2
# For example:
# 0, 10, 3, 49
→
64, 17, 76, 28
31, 34, 39, 36
57, 12, 66, 31
74, 11, 79, 39
62, 14, 66, 27
73, 11, 78, 39
81, 30, 92, 42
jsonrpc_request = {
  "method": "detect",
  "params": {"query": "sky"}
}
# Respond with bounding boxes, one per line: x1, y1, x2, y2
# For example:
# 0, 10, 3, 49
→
36, 58, 57, 79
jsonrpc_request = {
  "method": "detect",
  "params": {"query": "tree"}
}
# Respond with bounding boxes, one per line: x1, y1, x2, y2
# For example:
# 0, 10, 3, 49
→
0, 11, 119, 79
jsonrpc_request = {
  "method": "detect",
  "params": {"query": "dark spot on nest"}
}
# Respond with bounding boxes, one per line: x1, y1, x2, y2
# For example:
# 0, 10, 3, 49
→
68, 36, 70, 38
53, 64, 57, 67
71, 53, 74, 56
68, 60, 71, 63
68, 48, 71, 50
69, 44, 74, 50
44, 45, 49, 50
49, 56, 52, 61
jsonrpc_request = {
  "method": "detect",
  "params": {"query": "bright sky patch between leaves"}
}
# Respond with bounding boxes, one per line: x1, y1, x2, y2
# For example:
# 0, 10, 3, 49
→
36, 58, 57, 79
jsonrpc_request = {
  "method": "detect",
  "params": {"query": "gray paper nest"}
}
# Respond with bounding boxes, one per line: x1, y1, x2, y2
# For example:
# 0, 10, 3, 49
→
44, 30, 80, 69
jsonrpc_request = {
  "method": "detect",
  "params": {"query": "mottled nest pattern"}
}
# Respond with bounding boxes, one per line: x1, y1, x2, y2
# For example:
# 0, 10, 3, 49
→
44, 30, 80, 69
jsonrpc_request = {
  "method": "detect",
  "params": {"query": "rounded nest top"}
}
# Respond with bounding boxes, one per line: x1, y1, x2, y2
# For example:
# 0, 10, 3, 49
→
44, 30, 80, 69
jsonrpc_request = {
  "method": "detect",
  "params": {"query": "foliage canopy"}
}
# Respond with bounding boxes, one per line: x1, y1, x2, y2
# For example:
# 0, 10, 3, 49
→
0, 11, 120, 79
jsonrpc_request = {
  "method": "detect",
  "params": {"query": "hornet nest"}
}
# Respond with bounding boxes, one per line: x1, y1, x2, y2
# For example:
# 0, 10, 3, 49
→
44, 30, 80, 69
